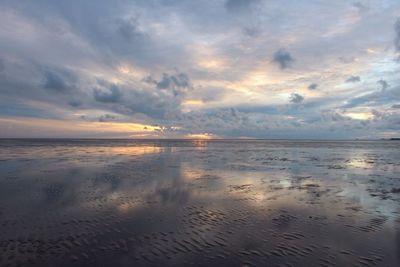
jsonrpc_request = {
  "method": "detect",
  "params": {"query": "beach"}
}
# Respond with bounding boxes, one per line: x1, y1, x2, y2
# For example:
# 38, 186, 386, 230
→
0, 139, 399, 266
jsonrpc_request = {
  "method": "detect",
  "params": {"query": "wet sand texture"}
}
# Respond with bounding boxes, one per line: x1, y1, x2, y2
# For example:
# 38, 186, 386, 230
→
0, 139, 399, 266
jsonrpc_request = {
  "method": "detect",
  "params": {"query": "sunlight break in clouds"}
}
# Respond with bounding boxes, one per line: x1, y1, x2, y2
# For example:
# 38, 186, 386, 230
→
0, 0, 400, 139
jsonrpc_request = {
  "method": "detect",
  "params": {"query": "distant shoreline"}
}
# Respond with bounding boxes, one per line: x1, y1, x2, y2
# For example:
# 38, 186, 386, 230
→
0, 138, 399, 142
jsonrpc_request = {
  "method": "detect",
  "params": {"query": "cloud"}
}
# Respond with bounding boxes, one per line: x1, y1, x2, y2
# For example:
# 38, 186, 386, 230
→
272, 49, 294, 69
392, 104, 400, 109
98, 114, 117, 122
395, 18, 400, 52
43, 70, 76, 92
243, 26, 260, 37
338, 56, 357, 64
94, 85, 122, 103
0, 58, 4, 72
1, 0, 400, 139
156, 73, 190, 90
321, 110, 349, 122
145, 72, 191, 97
371, 109, 383, 119
377, 79, 389, 93
162, 108, 264, 138
225, 0, 258, 13
68, 100, 81, 107
289, 93, 304, 104
116, 17, 147, 43
342, 85, 400, 109
308, 83, 318, 90
89, 75, 188, 119
352, 2, 369, 13
345, 75, 361, 83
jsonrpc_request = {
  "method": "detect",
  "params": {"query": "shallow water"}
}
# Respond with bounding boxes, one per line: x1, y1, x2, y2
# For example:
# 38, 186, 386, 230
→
0, 139, 399, 267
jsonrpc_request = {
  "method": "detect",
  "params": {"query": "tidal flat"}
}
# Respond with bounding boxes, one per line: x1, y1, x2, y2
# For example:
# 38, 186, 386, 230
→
0, 139, 399, 267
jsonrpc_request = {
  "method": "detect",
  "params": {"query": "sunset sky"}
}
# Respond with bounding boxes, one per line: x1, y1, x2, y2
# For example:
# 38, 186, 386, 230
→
0, 0, 400, 139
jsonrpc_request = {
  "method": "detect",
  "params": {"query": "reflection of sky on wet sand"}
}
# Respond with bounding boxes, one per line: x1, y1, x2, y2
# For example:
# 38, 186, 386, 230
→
0, 140, 399, 266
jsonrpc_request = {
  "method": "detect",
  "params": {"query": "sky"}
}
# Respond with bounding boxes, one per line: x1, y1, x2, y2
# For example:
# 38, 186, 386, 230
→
0, 0, 400, 139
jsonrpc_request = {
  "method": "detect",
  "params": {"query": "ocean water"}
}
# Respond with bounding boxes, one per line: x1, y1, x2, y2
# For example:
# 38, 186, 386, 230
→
0, 139, 399, 266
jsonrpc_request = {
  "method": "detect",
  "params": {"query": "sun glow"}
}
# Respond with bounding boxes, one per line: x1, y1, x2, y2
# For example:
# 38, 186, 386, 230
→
345, 112, 373, 120
0, 117, 161, 137
184, 133, 219, 139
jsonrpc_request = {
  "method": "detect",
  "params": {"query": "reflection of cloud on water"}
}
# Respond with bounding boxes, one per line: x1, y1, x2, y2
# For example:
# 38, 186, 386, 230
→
145, 180, 191, 205
1, 140, 400, 266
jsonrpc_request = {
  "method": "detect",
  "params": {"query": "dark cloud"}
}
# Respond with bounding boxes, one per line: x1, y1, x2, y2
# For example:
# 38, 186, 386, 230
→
272, 49, 294, 69
352, 2, 368, 13
68, 100, 82, 107
377, 79, 389, 93
321, 111, 349, 122
0, 58, 4, 72
145, 72, 190, 97
90, 78, 187, 119
395, 18, 400, 52
163, 107, 358, 139
243, 26, 260, 37
338, 56, 357, 64
342, 85, 400, 108
156, 75, 171, 89
345, 75, 361, 83
156, 73, 190, 90
371, 109, 383, 119
43, 70, 75, 92
342, 93, 376, 108
124, 89, 179, 118
98, 114, 117, 122
308, 83, 318, 90
289, 93, 304, 104
392, 104, 400, 109
94, 85, 122, 103
225, 0, 258, 13
167, 108, 260, 137
116, 17, 147, 43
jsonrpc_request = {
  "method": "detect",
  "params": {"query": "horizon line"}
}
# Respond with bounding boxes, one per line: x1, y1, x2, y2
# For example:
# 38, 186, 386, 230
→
0, 137, 398, 141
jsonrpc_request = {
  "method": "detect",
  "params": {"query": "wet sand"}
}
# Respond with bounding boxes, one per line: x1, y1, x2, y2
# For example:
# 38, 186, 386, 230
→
0, 139, 399, 267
